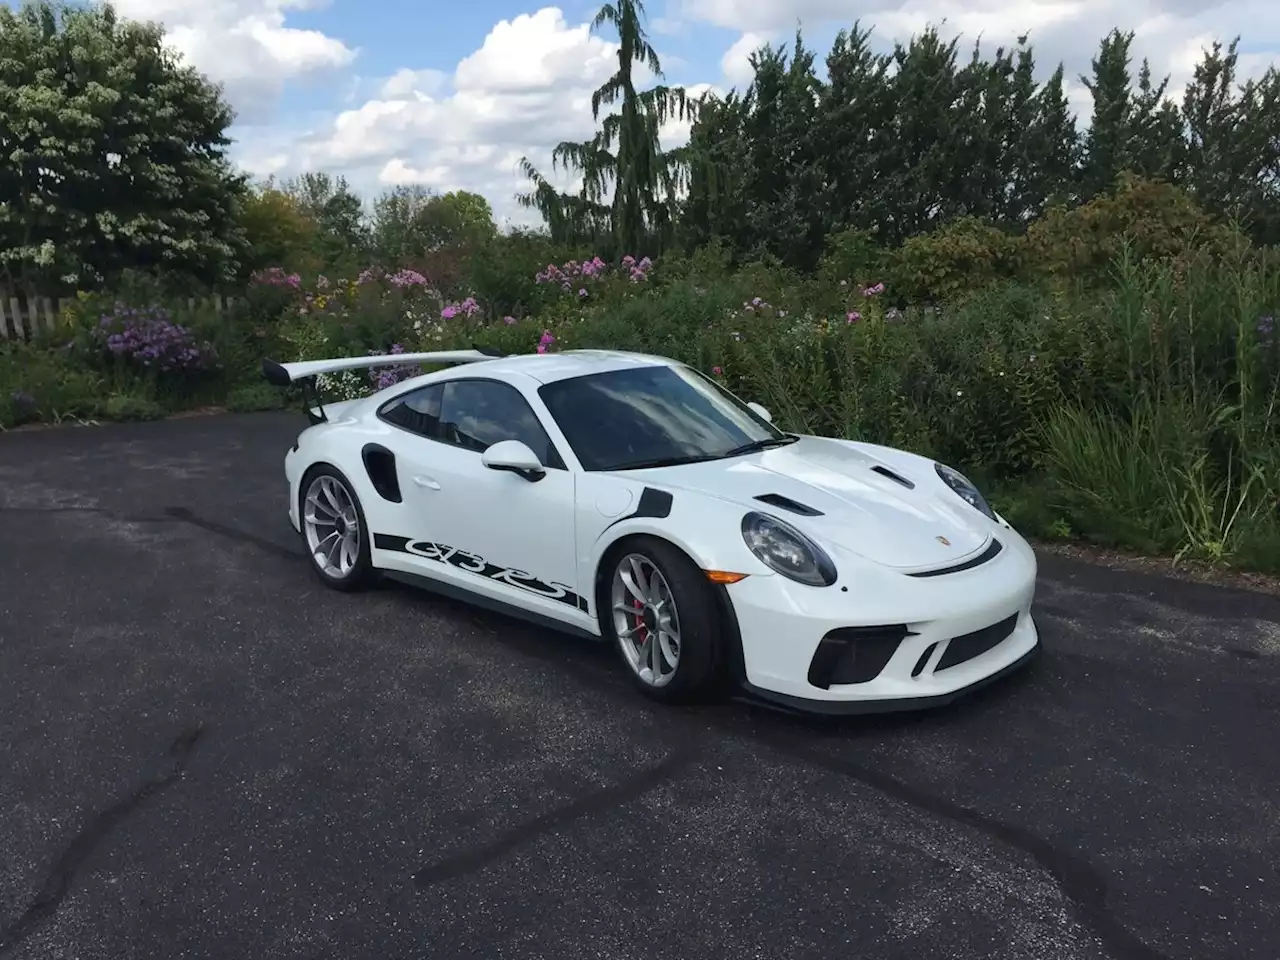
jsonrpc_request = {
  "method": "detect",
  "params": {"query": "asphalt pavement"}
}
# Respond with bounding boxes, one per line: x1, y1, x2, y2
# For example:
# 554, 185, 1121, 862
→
0, 411, 1276, 960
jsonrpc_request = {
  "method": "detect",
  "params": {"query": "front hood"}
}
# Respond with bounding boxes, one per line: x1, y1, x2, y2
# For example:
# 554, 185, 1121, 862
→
613, 436, 994, 569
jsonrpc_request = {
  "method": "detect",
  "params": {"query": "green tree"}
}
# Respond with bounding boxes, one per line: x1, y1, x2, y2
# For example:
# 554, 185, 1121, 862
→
420, 190, 497, 250
370, 185, 435, 263
371, 186, 497, 262
1080, 29, 1136, 199
819, 24, 894, 237
282, 172, 370, 270
739, 34, 831, 267
517, 0, 695, 255
1182, 40, 1280, 244
235, 184, 319, 277
0, 0, 247, 292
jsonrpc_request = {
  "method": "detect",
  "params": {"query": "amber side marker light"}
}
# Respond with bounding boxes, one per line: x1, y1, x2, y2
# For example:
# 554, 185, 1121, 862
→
704, 570, 749, 584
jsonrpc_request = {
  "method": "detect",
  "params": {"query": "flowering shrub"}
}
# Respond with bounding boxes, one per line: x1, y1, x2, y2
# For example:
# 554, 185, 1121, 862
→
534, 254, 653, 294
441, 297, 482, 320
92, 305, 218, 374
251, 267, 302, 288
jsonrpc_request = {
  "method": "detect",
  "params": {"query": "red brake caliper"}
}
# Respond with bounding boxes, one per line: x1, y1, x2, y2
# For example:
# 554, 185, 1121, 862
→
632, 598, 648, 647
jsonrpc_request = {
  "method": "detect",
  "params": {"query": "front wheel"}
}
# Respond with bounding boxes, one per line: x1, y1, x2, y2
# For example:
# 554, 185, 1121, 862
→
299, 465, 376, 591
602, 537, 726, 703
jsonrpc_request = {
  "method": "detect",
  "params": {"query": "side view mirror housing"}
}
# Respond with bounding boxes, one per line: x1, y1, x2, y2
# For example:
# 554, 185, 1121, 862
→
482, 439, 546, 481
747, 401, 773, 423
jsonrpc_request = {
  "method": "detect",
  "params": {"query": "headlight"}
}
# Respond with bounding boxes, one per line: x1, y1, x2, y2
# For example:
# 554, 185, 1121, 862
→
741, 512, 837, 586
935, 463, 997, 520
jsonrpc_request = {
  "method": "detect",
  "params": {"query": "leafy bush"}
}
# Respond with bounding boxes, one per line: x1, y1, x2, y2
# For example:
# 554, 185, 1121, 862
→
888, 217, 1024, 304
1024, 175, 1249, 282
226, 383, 284, 412
103, 393, 165, 421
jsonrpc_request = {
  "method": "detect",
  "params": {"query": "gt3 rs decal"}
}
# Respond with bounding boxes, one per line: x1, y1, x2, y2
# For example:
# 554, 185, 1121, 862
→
373, 534, 589, 611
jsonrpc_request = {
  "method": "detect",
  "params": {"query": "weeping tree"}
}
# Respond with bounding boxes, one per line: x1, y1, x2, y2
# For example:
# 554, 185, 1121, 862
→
516, 0, 696, 256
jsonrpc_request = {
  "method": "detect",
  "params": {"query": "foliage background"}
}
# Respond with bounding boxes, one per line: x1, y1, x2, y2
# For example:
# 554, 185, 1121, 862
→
3, 0, 1280, 574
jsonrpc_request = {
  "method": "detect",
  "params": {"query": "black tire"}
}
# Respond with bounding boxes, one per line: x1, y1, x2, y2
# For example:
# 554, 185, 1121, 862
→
297, 463, 377, 592
598, 535, 727, 704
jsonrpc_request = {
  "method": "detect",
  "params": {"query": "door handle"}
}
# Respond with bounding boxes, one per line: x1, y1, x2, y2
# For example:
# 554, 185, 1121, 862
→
412, 475, 441, 491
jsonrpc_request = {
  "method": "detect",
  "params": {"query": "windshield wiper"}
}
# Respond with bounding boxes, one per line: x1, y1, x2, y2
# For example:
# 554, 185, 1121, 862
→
612, 454, 721, 470
722, 433, 800, 458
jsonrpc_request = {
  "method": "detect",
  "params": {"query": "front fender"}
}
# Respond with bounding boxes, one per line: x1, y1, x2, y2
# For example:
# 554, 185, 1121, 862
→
575, 477, 778, 609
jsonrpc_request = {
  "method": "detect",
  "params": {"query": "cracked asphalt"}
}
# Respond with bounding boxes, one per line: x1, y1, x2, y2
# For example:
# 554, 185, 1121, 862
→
0, 411, 1277, 960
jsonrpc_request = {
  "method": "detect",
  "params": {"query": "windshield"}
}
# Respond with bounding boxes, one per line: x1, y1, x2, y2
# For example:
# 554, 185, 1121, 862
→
538, 364, 789, 471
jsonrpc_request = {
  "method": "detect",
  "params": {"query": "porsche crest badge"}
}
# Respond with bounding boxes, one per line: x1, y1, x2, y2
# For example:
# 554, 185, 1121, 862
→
936, 535, 951, 546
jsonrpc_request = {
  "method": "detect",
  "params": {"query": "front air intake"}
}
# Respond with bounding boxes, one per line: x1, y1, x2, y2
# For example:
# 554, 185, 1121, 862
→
754, 493, 824, 517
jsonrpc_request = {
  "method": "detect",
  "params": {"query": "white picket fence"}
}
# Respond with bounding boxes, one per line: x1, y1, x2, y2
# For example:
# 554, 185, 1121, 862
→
0, 290, 242, 341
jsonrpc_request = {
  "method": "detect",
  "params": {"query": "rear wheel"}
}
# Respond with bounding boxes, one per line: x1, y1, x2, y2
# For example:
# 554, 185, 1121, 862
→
602, 537, 725, 703
299, 465, 375, 591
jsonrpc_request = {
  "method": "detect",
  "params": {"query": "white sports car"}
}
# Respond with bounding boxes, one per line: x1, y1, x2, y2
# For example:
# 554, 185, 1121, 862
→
262, 347, 1040, 714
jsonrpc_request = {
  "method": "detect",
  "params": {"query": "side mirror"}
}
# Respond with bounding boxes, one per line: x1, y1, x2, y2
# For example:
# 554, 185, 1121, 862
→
482, 439, 545, 481
747, 401, 773, 423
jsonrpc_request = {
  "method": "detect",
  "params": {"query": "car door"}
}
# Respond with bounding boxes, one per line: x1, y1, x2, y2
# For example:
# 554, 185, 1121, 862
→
384, 376, 587, 625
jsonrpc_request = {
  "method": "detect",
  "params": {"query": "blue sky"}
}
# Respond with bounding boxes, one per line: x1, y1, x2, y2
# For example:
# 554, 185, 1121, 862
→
18, 1, 1280, 225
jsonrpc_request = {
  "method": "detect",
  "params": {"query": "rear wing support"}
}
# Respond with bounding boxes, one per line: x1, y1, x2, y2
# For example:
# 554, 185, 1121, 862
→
260, 345, 505, 424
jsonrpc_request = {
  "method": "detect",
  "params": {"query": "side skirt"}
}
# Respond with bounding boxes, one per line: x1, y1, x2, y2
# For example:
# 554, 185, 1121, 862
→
381, 569, 604, 643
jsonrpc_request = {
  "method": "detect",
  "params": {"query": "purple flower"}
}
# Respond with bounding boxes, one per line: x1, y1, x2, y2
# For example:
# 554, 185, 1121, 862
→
92, 305, 216, 373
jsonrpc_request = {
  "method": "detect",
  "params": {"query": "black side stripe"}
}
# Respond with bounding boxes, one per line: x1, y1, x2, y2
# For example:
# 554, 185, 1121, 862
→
373, 534, 589, 611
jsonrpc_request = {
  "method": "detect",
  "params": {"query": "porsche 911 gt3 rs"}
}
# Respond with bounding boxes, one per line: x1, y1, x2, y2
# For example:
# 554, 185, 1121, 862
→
261, 347, 1040, 713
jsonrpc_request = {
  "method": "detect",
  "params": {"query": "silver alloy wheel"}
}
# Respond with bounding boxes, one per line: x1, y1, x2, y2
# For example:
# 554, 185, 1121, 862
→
611, 553, 681, 687
303, 474, 361, 578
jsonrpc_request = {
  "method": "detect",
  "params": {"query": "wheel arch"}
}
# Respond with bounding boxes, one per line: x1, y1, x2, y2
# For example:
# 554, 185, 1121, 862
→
590, 528, 748, 690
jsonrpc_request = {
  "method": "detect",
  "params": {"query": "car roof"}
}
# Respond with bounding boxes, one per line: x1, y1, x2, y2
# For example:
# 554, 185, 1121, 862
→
449, 349, 679, 385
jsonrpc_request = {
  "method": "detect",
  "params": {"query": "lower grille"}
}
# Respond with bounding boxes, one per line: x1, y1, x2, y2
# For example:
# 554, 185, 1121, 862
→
807, 624, 916, 688
935, 613, 1019, 671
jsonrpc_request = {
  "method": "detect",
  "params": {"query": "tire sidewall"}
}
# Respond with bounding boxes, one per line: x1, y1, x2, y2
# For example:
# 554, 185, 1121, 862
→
298, 463, 375, 591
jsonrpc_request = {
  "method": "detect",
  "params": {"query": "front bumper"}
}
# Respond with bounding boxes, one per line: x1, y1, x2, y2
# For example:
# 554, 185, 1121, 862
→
724, 533, 1040, 714
285, 447, 302, 534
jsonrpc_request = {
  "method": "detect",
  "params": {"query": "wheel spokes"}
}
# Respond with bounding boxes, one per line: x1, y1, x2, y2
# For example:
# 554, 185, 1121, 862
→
304, 475, 361, 578
611, 554, 682, 687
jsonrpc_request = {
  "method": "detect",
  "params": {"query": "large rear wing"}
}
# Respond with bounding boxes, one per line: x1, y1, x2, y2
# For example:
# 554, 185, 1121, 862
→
261, 345, 502, 423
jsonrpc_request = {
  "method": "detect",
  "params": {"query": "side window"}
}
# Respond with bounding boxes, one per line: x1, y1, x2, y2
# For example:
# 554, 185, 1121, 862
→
379, 384, 444, 437
438, 380, 563, 468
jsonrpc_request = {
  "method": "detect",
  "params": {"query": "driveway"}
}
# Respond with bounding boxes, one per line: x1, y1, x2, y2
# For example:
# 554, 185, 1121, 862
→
0, 411, 1275, 960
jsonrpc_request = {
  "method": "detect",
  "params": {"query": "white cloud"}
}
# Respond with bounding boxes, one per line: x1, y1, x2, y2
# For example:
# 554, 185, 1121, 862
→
113, 0, 355, 122
263, 7, 673, 227
380, 69, 448, 100
224, 0, 1278, 228
721, 32, 772, 86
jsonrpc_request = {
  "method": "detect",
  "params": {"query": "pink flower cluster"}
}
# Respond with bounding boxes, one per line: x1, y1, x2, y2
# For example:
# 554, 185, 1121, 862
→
534, 254, 653, 292
620, 255, 652, 282
536, 257, 607, 288
251, 267, 302, 288
863, 282, 885, 297
536, 330, 556, 354
441, 297, 481, 320
388, 269, 430, 287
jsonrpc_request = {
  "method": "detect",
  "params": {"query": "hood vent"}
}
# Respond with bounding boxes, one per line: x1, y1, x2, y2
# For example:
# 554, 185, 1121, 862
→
871, 465, 915, 489
754, 493, 824, 517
